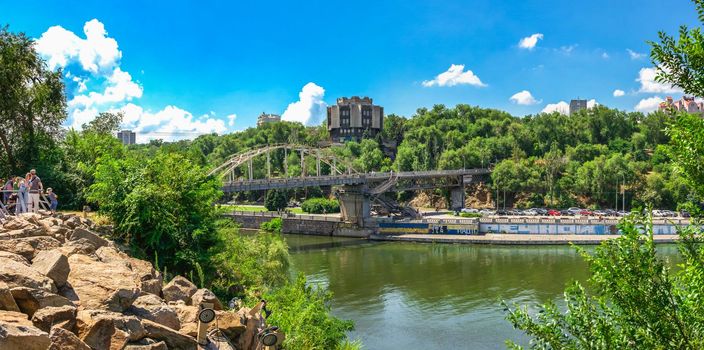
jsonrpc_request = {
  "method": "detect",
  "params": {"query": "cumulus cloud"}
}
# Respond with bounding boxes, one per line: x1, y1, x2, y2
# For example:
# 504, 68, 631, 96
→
541, 101, 569, 114
281, 82, 328, 125
602, 52, 610, 59
635, 96, 663, 113
518, 33, 543, 50
36, 19, 121, 74
613, 89, 625, 97
114, 104, 226, 143
509, 90, 541, 105
637, 67, 683, 93
422, 64, 487, 87
627, 49, 646, 60
35, 19, 234, 140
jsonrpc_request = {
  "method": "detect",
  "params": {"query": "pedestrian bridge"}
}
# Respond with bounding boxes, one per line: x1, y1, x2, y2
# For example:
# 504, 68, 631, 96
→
210, 144, 491, 224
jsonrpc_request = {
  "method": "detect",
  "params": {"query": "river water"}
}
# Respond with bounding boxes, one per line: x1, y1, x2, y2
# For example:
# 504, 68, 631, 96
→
284, 234, 680, 350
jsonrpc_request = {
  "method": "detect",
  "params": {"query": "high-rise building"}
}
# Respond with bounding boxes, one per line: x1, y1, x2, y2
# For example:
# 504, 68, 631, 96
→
257, 113, 281, 127
117, 130, 136, 145
659, 96, 704, 115
569, 99, 587, 115
327, 96, 383, 143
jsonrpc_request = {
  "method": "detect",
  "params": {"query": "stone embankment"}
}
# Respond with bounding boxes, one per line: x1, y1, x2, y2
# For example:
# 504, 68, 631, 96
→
0, 212, 266, 350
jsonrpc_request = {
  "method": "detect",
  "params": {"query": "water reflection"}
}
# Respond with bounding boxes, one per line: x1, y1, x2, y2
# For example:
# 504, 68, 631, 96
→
285, 235, 679, 350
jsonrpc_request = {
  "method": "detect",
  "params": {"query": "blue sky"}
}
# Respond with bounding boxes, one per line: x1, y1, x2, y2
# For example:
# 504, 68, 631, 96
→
1, 0, 699, 141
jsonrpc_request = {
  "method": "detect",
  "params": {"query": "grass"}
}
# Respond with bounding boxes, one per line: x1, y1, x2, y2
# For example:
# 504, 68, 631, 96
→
58, 210, 112, 225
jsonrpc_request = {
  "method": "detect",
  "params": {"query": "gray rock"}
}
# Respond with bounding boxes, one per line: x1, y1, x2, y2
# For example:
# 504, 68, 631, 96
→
69, 228, 108, 249
162, 276, 197, 304
32, 250, 70, 287
31, 305, 77, 332
127, 294, 180, 330
191, 288, 223, 310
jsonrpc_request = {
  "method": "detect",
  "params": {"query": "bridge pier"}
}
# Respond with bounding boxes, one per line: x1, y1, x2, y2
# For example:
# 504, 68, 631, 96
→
450, 187, 465, 211
337, 185, 370, 227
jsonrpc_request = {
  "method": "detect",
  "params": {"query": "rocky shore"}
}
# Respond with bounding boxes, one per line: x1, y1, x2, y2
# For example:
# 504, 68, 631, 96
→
0, 212, 266, 350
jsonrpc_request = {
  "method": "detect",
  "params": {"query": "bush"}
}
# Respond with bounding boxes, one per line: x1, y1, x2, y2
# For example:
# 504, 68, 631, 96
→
260, 217, 282, 234
264, 274, 355, 350
265, 189, 289, 211
301, 198, 340, 214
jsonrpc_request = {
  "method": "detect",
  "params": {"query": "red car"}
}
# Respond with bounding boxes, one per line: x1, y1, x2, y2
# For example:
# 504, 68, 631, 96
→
579, 209, 593, 216
547, 209, 561, 216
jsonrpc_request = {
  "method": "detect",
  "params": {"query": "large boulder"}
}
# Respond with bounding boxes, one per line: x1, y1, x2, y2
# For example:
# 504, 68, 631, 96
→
66, 254, 140, 311
31, 305, 77, 332
191, 288, 223, 310
212, 310, 245, 340
127, 294, 180, 330
49, 327, 91, 350
76, 310, 147, 349
141, 319, 198, 350
0, 251, 30, 265
0, 320, 50, 350
32, 250, 70, 287
0, 310, 32, 326
168, 301, 199, 336
10, 287, 73, 318
69, 227, 108, 249
0, 236, 61, 261
0, 257, 56, 292
3, 217, 33, 230
162, 276, 197, 304
0, 281, 20, 312
96, 247, 163, 296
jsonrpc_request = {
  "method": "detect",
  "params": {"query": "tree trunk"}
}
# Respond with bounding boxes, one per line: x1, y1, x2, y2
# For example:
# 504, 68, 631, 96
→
0, 129, 16, 170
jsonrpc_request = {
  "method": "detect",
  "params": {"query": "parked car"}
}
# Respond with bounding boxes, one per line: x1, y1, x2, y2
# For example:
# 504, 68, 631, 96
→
566, 207, 582, 216
578, 209, 593, 216
604, 209, 617, 217
548, 209, 561, 216
461, 208, 479, 214
617, 210, 629, 216
480, 209, 496, 216
521, 209, 538, 216
535, 208, 548, 216
560, 209, 573, 216
681, 210, 691, 218
496, 209, 509, 216
592, 210, 607, 216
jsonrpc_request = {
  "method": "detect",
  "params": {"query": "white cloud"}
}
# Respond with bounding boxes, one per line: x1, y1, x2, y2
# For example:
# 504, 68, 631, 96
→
518, 33, 543, 50
587, 99, 598, 108
114, 104, 226, 143
281, 82, 328, 125
635, 96, 663, 113
422, 64, 487, 87
613, 89, 625, 97
637, 67, 683, 93
627, 49, 646, 60
227, 114, 237, 127
509, 90, 541, 105
36, 19, 236, 141
541, 101, 569, 114
602, 52, 609, 59
36, 19, 121, 74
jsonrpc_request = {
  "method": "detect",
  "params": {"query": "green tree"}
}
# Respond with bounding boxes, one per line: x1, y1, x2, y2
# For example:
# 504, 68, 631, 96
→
649, 0, 704, 96
504, 217, 704, 349
88, 151, 221, 275
265, 189, 289, 211
0, 26, 66, 173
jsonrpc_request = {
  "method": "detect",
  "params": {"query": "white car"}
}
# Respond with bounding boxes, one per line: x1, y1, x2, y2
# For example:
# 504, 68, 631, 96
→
461, 208, 479, 213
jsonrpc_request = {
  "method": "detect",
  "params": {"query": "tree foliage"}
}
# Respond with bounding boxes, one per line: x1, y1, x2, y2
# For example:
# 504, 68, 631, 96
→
504, 217, 704, 349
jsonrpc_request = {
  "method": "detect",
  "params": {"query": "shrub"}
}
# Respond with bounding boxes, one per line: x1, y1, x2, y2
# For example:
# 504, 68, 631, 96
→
265, 189, 289, 211
264, 274, 355, 350
301, 198, 340, 214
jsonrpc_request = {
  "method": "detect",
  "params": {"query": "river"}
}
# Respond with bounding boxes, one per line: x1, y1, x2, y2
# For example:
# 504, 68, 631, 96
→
284, 234, 680, 350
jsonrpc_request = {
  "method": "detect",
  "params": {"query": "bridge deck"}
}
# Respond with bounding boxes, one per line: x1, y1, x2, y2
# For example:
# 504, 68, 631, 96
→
222, 169, 490, 192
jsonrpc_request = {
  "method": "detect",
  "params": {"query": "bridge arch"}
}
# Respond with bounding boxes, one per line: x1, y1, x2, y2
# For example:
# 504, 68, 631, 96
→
208, 143, 360, 181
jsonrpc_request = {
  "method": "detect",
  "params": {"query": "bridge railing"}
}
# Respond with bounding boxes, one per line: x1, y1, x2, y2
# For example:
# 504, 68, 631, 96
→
225, 210, 343, 222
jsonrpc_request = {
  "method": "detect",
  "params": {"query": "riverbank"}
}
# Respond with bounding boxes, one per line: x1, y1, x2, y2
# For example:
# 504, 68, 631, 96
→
370, 233, 679, 245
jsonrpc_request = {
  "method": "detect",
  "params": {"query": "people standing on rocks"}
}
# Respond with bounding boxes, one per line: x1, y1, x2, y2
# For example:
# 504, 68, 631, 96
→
15, 176, 27, 214
47, 188, 58, 214
28, 169, 43, 213
2, 177, 13, 204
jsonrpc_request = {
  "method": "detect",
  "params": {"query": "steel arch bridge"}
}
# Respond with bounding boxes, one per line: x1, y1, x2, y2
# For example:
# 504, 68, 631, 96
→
208, 143, 359, 181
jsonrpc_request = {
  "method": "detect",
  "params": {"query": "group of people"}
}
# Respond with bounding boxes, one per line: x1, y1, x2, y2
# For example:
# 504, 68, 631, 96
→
0, 169, 58, 214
